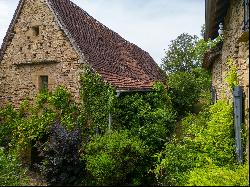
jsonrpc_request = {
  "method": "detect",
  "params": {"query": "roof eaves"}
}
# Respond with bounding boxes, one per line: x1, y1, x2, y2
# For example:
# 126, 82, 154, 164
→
116, 88, 153, 93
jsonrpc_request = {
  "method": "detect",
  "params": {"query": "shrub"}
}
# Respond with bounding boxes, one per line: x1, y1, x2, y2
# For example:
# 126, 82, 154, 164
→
167, 68, 211, 117
39, 122, 85, 186
0, 148, 28, 186
83, 130, 149, 186
200, 100, 235, 166
0, 86, 81, 156
0, 105, 19, 149
152, 100, 237, 185
113, 83, 176, 152
186, 163, 249, 186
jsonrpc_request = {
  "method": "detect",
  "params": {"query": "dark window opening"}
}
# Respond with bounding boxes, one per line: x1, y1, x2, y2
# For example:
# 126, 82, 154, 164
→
243, 0, 249, 31
39, 75, 48, 91
211, 86, 217, 103
32, 26, 40, 36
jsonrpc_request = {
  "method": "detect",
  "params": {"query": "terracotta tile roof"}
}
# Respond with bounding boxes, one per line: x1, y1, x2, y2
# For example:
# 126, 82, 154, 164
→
0, 0, 166, 91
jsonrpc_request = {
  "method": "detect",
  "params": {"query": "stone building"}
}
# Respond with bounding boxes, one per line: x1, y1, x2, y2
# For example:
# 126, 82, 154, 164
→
0, 0, 164, 108
204, 0, 249, 159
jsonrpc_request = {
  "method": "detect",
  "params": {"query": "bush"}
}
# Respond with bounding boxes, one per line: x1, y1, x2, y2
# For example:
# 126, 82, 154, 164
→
186, 163, 249, 186
167, 68, 211, 117
0, 148, 28, 186
113, 83, 176, 152
83, 130, 149, 186
200, 100, 235, 166
0, 86, 81, 155
153, 100, 237, 185
0, 105, 18, 149
39, 122, 85, 186
0, 87, 85, 185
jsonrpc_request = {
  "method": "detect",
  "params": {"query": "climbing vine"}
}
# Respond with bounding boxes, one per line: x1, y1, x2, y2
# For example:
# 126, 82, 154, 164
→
79, 67, 116, 135
225, 58, 239, 89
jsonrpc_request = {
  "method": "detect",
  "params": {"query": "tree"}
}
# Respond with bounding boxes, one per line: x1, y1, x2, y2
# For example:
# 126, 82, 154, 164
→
161, 31, 212, 117
161, 33, 200, 74
200, 24, 206, 39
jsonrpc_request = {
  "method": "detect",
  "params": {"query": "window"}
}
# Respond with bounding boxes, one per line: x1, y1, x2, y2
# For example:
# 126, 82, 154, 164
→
243, 0, 249, 31
39, 76, 48, 91
211, 86, 217, 103
32, 26, 40, 36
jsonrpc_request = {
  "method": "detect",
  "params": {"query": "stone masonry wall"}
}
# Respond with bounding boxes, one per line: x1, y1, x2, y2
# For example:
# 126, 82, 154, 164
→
211, 0, 249, 159
211, 56, 223, 100
0, 0, 84, 108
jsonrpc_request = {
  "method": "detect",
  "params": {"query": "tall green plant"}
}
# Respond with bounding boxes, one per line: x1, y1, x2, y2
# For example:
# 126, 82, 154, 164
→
167, 67, 211, 117
152, 100, 236, 186
113, 82, 176, 152
80, 68, 116, 135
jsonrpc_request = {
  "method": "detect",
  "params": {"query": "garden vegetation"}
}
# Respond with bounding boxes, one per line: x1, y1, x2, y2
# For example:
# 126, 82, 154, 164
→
0, 32, 248, 186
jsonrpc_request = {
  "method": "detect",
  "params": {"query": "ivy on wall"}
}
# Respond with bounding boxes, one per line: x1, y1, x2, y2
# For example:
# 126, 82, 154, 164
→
79, 67, 116, 136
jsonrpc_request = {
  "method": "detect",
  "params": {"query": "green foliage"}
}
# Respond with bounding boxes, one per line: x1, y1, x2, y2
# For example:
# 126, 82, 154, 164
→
186, 163, 249, 186
80, 68, 116, 135
167, 67, 211, 117
0, 105, 18, 149
0, 148, 28, 186
0, 86, 80, 155
152, 100, 237, 186
161, 33, 200, 73
201, 100, 235, 166
161, 31, 223, 74
161, 32, 214, 117
225, 58, 239, 89
83, 130, 149, 186
194, 35, 223, 63
113, 82, 176, 152
200, 24, 206, 38
0, 86, 84, 185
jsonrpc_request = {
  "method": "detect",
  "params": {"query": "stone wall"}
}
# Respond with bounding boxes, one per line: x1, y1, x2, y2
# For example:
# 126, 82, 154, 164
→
0, 0, 84, 108
211, 56, 223, 100
211, 0, 249, 159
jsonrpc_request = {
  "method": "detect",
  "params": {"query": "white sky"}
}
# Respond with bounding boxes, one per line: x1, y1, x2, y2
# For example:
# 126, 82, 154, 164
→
0, 0, 205, 65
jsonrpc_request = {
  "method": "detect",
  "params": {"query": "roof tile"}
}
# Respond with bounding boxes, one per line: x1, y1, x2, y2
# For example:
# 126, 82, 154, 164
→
48, 0, 165, 90
1, 0, 166, 90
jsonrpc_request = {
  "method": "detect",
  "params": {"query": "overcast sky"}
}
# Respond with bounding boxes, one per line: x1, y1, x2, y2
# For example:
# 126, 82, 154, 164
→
0, 0, 205, 65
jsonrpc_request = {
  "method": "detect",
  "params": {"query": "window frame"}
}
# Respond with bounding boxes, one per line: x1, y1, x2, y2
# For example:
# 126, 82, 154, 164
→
39, 75, 48, 91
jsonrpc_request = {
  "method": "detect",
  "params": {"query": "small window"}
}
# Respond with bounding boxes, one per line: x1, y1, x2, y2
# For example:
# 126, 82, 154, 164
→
39, 76, 48, 91
243, 0, 249, 31
211, 86, 217, 103
32, 26, 40, 36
